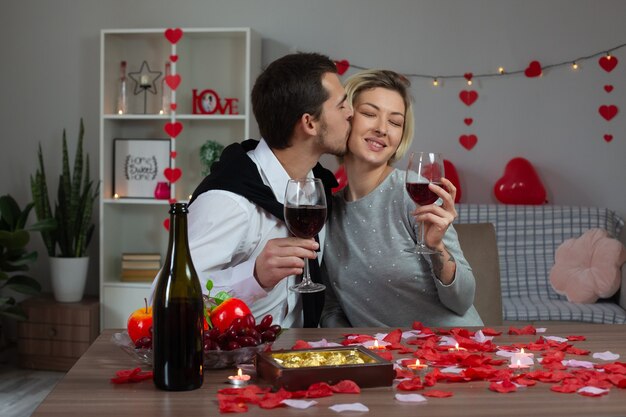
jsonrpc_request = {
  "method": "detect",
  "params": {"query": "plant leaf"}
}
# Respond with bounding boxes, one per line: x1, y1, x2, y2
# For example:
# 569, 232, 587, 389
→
212, 291, 231, 306
6, 275, 42, 295
0, 304, 28, 321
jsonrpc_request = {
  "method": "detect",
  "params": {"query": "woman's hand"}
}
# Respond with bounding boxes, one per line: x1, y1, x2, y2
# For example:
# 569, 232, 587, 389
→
411, 177, 458, 251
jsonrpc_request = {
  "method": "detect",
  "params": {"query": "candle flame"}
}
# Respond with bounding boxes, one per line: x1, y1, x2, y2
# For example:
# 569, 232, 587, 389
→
373, 340, 379, 348
455, 343, 459, 350
516, 359, 521, 367
521, 348, 525, 354
237, 368, 243, 377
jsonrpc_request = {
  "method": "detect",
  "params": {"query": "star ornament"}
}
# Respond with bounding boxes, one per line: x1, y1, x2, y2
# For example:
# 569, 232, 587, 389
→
128, 61, 162, 95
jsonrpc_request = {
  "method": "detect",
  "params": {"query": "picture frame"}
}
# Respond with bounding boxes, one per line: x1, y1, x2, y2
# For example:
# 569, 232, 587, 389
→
113, 138, 171, 198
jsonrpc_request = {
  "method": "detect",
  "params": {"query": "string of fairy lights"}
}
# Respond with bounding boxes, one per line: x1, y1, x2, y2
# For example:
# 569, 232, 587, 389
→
342, 42, 626, 87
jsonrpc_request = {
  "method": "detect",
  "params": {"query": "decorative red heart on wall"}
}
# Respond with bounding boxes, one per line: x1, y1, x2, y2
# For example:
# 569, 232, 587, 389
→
169, 55, 178, 63
524, 60, 542, 77
598, 56, 618, 72
332, 165, 348, 193
463, 72, 473, 81
598, 105, 618, 121
604, 85, 614, 93
164, 122, 183, 138
165, 74, 181, 90
170, 151, 177, 158
170, 103, 177, 111
164, 167, 182, 183
164, 28, 183, 44
163, 218, 170, 231
443, 159, 462, 203
459, 134, 478, 150
463, 118, 473, 126
494, 157, 546, 205
604, 134, 614, 143
459, 90, 478, 106
334, 60, 350, 75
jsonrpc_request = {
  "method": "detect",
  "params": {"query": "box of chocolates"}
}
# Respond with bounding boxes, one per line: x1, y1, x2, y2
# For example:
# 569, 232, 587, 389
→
255, 346, 394, 390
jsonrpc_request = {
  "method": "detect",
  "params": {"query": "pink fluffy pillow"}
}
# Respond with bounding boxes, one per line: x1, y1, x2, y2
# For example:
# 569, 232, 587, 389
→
550, 228, 626, 303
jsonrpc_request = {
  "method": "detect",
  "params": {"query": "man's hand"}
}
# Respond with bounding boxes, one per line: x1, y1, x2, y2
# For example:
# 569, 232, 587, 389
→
254, 237, 319, 289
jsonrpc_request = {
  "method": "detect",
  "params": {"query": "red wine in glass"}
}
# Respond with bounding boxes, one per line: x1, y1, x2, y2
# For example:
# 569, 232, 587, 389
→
406, 182, 442, 206
404, 152, 444, 255
284, 205, 327, 239
284, 178, 327, 293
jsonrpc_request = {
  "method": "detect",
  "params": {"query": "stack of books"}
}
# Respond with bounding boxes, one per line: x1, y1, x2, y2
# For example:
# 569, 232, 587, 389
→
121, 253, 161, 282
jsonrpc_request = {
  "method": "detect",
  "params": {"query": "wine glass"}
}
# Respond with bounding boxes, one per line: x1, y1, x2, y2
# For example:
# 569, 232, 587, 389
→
284, 178, 327, 293
405, 152, 445, 255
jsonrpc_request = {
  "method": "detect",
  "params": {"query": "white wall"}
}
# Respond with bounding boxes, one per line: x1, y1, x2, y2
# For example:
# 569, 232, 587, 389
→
2, 0, 626, 297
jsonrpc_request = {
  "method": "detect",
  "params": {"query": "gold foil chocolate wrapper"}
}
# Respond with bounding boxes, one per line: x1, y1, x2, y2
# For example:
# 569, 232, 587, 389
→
256, 346, 394, 391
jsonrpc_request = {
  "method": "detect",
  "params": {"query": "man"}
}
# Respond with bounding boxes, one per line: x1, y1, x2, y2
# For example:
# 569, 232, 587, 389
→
186, 52, 353, 328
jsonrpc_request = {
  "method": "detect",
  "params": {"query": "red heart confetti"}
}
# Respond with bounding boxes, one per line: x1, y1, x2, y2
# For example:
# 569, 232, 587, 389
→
422, 390, 454, 398
508, 325, 537, 335
334, 59, 350, 75
604, 134, 613, 142
463, 72, 473, 81
165, 74, 181, 90
164, 167, 182, 183
164, 28, 183, 44
463, 118, 473, 126
164, 121, 183, 138
170, 151, 177, 158
459, 90, 478, 106
170, 103, 177, 111
459, 134, 478, 150
330, 380, 361, 394
604, 85, 614, 93
163, 218, 170, 231
169, 54, 178, 62
598, 55, 618, 72
110, 367, 153, 384
599, 105, 618, 121
524, 60, 542, 77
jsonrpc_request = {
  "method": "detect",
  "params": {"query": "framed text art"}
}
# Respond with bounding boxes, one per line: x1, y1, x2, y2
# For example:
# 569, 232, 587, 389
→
113, 138, 171, 198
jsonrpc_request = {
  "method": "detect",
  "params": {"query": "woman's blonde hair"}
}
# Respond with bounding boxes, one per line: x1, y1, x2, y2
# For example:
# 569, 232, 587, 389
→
344, 69, 414, 163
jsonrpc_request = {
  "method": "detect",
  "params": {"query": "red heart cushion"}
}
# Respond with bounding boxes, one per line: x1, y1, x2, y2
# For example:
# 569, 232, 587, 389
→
494, 157, 546, 205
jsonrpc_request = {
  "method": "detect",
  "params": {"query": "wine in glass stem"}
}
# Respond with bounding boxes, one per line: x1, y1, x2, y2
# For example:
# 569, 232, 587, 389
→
284, 178, 327, 293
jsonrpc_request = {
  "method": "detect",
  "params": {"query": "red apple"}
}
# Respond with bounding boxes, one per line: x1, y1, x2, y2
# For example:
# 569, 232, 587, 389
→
127, 298, 153, 344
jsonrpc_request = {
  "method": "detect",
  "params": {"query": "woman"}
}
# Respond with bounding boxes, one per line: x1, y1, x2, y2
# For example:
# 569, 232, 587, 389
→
320, 69, 483, 327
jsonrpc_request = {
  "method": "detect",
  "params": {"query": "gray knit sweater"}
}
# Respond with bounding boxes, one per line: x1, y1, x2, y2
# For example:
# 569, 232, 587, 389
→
320, 169, 483, 328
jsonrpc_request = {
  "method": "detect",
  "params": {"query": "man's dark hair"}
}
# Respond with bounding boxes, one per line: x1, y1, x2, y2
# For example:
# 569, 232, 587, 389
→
251, 52, 337, 149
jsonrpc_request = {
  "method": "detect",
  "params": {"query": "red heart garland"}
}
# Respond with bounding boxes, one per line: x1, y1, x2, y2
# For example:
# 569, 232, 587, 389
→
169, 54, 178, 63
170, 103, 177, 111
163, 218, 170, 231
524, 60, 542, 77
598, 56, 618, 72
164, 167, 182, 183
604, 85, 614, 93
170, 151, 177, 158
168, 198, 177, 205
463, 72, 473, 81
598, 105, 618, 121
334, 59, 350, 75
463, 118, 473, 126
604, 134, 613, 142
459, 90, 478, 106
164, 28, 183, 44
459, 134, 478, 150
165, 74, 181, 90
164, 122, 183, 138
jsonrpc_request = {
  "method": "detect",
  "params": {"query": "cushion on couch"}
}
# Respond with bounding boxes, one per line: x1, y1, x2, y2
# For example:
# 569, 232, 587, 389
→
549, 228, 626, 303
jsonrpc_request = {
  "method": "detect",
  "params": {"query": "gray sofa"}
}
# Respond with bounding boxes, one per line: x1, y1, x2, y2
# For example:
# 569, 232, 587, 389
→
455, 204, 626, 324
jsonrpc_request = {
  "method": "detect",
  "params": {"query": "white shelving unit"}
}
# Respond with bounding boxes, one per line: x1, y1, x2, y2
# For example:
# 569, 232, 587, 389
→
99, 28, 261, 329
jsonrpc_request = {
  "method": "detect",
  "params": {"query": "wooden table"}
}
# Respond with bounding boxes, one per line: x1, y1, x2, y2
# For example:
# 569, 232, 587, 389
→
32, 324, 626, 416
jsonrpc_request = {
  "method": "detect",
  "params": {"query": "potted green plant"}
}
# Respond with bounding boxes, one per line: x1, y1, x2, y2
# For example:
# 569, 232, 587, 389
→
30, 118, 99, 302
0, 194, 55, 349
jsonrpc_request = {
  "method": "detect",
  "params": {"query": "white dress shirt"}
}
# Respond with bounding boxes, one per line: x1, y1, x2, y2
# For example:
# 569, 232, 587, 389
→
185, 139, 325, 328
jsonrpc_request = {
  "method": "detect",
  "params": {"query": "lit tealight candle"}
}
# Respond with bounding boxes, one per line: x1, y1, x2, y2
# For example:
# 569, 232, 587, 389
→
510, 348, 534, 367
508, 358, 530, 370
227, 368, 251, 387
368, 340, 385, 350
140, 75, 150, 86
113, 193, 119, 199
407, 359, 428, 374
449, 343, 466, 352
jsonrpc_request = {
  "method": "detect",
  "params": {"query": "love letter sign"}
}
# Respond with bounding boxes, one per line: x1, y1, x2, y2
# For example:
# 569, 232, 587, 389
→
192, 89, 239, 115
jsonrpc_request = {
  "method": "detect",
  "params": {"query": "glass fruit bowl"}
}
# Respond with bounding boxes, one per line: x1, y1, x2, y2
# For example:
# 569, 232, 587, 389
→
111, 331, 272, 369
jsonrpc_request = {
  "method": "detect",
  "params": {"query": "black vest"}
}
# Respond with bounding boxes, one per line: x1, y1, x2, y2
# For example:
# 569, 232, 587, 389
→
189, 139, 338, 327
